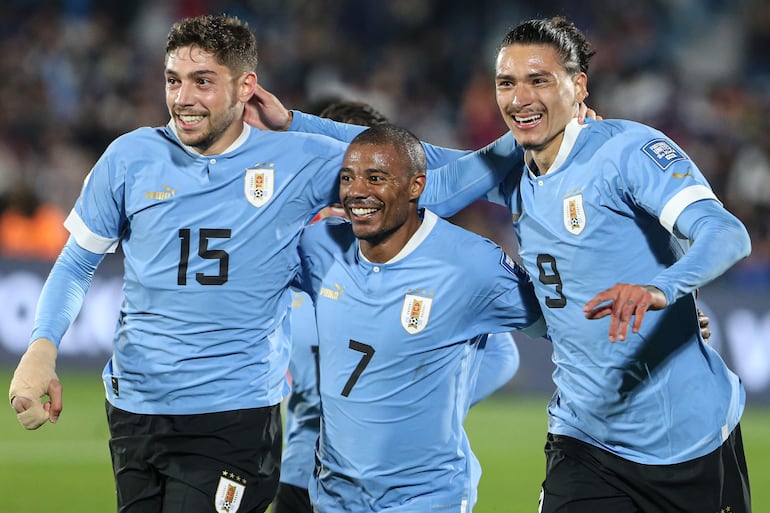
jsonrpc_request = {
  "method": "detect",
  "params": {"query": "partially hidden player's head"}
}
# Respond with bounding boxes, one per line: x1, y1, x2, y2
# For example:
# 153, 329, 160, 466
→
339, 124, 427, 262
319, 101, 389, 127
495, 16, 595, 163
165, 14, 258, 155
311, 100, 390, 223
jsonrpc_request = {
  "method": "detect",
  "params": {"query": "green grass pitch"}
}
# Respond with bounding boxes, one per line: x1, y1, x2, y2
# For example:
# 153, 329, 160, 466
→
2, 370, 769, 511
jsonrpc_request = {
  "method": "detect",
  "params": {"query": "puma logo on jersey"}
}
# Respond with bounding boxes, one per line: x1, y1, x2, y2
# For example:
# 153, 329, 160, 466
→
320, 283, 344, 300
145, 185, 175, 200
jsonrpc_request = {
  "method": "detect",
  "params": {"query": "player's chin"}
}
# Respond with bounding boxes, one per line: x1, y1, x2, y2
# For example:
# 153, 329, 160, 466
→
350, 222, 379, 240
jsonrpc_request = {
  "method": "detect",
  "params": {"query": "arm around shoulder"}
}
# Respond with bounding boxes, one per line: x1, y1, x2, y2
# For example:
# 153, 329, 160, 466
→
420, 131, 524, 217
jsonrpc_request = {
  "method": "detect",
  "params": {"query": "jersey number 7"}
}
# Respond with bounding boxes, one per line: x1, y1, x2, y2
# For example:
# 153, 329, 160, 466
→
341, 340, 375, 397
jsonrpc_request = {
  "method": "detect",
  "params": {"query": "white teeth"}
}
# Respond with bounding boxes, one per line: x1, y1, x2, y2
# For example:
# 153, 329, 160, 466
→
514, 113, 541, 123
351, 207, 377, 216
179, 115, 203, 123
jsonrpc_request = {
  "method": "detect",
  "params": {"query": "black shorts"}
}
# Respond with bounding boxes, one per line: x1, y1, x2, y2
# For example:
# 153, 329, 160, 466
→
106, 401, 282, 513
271, 482, 313, 513
539, 425, 751, 513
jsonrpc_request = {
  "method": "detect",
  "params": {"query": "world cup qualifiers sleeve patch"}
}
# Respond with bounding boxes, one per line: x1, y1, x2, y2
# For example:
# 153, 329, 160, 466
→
642, 139, 687, 171
500, 251, 530, 282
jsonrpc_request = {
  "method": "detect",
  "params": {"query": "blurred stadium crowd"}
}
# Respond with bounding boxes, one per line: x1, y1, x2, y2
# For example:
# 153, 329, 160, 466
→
0, 0, 768, 289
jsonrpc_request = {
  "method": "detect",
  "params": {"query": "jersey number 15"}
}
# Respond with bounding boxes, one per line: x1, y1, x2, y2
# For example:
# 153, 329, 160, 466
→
178, 228, 231, 285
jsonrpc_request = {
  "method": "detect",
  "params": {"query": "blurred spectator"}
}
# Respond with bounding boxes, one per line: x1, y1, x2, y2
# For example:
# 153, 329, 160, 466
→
0, 183, 68, 261
0, 0, 767, 279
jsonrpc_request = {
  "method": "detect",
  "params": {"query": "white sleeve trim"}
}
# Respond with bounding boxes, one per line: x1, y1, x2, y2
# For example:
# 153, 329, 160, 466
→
659, 185, 718, 233
64, 210, 120, 254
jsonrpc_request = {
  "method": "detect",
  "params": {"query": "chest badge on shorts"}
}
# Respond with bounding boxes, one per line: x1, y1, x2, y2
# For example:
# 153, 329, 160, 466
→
244, 166, 274, 207
401, 293, 433, 334
215, 471, 246, 513
563, 193, 586, 235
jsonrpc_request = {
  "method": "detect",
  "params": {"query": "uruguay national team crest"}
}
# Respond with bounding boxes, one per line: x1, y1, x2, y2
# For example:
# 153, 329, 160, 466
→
244, 167, 274, 207
563, 193, 586, 235
401, 294, 433, 334
215, 474, 246, 513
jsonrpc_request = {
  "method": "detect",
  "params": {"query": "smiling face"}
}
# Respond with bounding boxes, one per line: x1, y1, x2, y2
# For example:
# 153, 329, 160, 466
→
495, 43, 587, 170
165, 45, 255, 155
339, 141, 425, 262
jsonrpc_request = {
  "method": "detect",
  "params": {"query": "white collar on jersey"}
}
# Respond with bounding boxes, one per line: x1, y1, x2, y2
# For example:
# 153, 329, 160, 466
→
527, 117, 587, 177
358, 208, 438, 265
166, 120, 251, 156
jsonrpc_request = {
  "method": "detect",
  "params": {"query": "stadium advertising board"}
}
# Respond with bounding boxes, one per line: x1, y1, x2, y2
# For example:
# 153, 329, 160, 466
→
1, 258, 769, 402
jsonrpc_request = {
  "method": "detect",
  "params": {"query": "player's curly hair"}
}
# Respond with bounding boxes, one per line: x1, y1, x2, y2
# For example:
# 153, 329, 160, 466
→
166, 14, 258, 74
499, 16, 596, 75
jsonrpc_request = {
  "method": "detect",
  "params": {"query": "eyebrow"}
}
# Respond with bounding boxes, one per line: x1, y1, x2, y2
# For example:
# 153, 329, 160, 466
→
164, 69, 219, 79
496, 70, 553, 83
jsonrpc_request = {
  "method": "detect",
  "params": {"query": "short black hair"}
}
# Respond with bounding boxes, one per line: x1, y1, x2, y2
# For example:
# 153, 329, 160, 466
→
166, 14, 258, 74
319, 101, 389, 127
350, 124, 427, 176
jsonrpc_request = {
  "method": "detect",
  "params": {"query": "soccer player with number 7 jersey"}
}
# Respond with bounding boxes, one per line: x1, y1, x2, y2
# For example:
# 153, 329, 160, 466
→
292, 124, 544, 513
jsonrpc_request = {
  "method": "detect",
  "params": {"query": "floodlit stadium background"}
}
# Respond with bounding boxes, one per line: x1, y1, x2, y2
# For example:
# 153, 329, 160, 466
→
0, 1, 769, 511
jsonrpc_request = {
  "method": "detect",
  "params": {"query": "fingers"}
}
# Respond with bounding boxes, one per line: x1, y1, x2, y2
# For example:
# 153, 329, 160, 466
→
11, 395, 34, 414
577, 103, 602, 123
9, 378, 62, 429
609, 296, 644, 342
584, 284, 664, 342
577, 102, 587, 123
247, 84, 291, 131
585, 108, 602, 121
251, 83, 269, 102
8, 338, 59, 429
583, 290, 613, 318
47, 378, 63, 423
12, 395, 50, 430
698, 309, 708, 327
697, 309, 711, 342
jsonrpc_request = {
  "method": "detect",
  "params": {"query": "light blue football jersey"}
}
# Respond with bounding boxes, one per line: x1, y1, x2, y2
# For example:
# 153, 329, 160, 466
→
280, 289, 322, 490
277, 122, 522, 494
293, 210, 542, 513
63, 123, 348, 414
509, 119, 745, 464
280, 297, 521, 493
54, 119, 524, 416
472, 331, 519, 405
289, 110, 470, 166
289, 109, 525, 217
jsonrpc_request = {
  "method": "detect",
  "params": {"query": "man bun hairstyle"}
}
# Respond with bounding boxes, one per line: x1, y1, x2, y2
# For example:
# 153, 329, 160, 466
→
500, 16, 596, 75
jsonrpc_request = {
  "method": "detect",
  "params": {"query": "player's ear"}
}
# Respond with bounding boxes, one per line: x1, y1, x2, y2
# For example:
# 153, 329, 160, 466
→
409, 172, 426, 200
574, 72, 588, 104
239, 72, 258, 103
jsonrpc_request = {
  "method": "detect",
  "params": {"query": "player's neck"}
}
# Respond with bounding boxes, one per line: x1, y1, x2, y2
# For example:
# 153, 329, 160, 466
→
526, 151, 553, 176
525, 133, 564, 176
